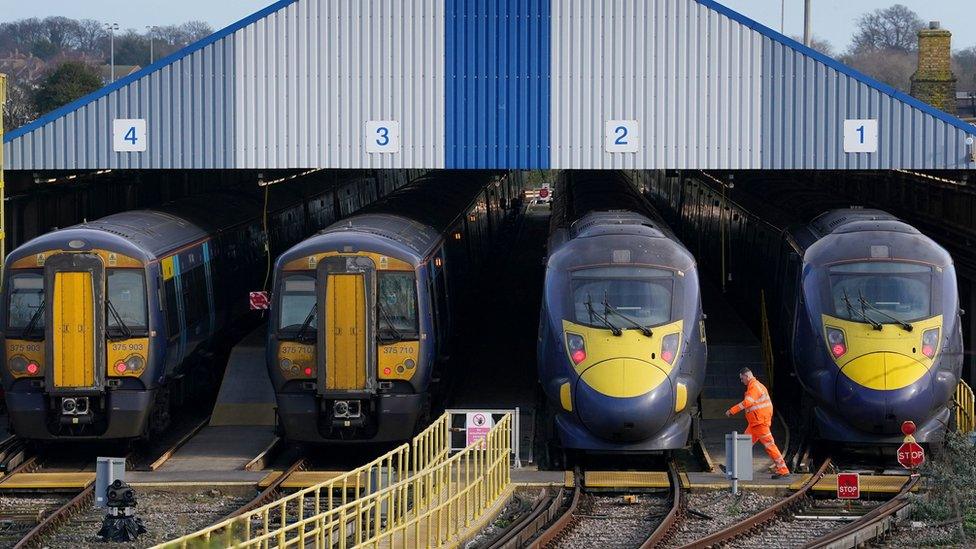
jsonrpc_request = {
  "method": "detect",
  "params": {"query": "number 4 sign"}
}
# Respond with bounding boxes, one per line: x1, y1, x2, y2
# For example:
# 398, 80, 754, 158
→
844, 119, 878, 153
113, 119, 147, 152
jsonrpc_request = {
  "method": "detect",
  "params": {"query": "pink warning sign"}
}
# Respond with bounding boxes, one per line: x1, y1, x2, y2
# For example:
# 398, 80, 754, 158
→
465, 412, 494, 447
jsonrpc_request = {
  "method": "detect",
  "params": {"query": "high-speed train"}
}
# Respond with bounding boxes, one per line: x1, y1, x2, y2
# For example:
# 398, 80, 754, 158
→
1, 171, 410, 441
268, 171, 523, 443
645, 171, 963, 445
537, 171, 706, 454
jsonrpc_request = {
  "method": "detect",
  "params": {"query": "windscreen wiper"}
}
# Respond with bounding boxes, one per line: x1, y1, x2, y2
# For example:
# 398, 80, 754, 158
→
603, 296, 652, 337
843, 291, 882, 330
106, 299, 132, 341
20, 301, 45, 339
377, 300, 404, 341
586, 295, 622, 336
294, 304, 317, 342
858, 292, 913, 332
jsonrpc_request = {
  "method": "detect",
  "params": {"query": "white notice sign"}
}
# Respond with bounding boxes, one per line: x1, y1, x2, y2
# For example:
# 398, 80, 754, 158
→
843, 119, 878, 153
365, 120, 401, 154
113, 119, 147, 153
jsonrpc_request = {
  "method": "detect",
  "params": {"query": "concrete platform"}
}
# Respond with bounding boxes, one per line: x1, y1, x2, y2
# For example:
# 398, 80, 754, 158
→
156, 425, 276, 472
210, 328, 276, 427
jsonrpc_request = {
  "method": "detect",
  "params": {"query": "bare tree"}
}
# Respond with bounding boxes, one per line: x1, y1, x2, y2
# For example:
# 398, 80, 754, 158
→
74, 19, 107, 55
955, 47, 976, 91
42, 16, 82, 50
3, 80, 38, 132
841, 49, 917, 92
792, 35, 834, 57
850, 4, 925, 54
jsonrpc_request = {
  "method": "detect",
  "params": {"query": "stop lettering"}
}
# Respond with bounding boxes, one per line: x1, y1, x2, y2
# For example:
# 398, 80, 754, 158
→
837, 472, 860, 499
897, 441, 925, 469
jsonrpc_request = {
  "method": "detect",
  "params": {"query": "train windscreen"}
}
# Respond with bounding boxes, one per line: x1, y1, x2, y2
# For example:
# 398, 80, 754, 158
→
571, 267, 673, 329
7, 272, 44, 335
107, 270, 148, 335
829, 262, 933, 323
377, 272, 418, 341
279, 275, 317, 335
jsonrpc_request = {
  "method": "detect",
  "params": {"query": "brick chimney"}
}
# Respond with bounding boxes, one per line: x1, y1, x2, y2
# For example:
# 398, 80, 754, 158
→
911, 22, 957, 114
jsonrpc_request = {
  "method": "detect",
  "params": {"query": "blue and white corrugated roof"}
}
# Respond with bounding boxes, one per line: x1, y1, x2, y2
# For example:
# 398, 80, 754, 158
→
4, 0, 975, 170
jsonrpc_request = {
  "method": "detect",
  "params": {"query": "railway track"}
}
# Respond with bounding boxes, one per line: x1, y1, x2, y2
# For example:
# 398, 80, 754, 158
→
527, 464, 683, 549
672, 459, 917, 549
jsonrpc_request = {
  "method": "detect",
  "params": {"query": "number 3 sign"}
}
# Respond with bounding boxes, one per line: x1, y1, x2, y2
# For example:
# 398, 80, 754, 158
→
113, 119, 147, 152
366, 120, 401, 154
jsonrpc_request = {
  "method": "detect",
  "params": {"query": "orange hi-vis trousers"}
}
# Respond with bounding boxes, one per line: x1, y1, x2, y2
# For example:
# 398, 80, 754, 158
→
747, 424, 788, 474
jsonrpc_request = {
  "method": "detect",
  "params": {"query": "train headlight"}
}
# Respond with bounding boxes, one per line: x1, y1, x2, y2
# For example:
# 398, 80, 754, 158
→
566, 333, 586, 365
661, 333, 680, 365
827, 327, 847, 358
921, 328, 940, 359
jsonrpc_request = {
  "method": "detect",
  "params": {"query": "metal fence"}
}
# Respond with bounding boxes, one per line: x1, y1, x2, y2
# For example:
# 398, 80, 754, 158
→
956, 380, 975, 433
444, 408, 522, 468
159, 412, 452, 548
164, 414, 512, 548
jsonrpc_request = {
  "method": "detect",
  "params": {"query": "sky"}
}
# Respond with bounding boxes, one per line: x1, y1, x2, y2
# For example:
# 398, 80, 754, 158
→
1, 0, 973, 53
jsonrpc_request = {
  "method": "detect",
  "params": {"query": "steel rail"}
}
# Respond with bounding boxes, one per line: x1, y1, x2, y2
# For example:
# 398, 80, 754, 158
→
12, 484, 94, 549
678, 458, 833, 549
642, 462, 685, 548
485, 487, 563, 549
221, 458, 306, 520
529, 476, 581, 548
802, 473, 920, 549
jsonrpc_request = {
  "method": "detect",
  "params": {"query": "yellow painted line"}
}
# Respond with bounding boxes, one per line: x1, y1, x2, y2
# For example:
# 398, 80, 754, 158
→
0, 472, 94, 490
810, 474, 911, 494
130, 482, 258, 488
257, 471, 284, 489
584, 471, 670, 489
258, 471, 360, 490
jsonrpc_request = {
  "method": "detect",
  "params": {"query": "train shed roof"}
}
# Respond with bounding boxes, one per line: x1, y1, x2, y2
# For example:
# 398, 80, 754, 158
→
3, 0, 975, 171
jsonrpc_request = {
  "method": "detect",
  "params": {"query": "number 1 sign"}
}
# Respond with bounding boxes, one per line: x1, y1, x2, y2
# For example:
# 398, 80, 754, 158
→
113, 119, 147, 152
844, 119, 878, 154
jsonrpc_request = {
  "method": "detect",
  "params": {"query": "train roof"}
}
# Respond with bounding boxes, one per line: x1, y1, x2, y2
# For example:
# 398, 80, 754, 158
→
806, 209, 917, 239
551, 170, 667, 233
7, 192, 265, 264
313, 171, 500, 258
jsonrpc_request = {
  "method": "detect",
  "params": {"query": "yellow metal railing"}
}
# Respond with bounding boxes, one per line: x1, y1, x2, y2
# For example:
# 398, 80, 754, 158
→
159, 413, 452, 549
955, 380, 975, 433
759, 290, 775, 389
1, 73, 6, 268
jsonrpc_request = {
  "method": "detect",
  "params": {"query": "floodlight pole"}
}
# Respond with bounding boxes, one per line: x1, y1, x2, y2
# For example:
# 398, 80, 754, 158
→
803, 0, 812, 46
105, 23, 120, 82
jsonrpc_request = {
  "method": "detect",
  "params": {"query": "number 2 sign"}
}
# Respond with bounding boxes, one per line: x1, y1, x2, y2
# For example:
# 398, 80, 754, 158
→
605, 120, 640, 153
113, 119, 147, 152
844, 119, 878, 153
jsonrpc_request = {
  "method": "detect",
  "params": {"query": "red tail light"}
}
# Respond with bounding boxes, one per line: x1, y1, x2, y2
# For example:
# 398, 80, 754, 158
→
304, 366, 314, 376
26, 362, 39, 375
566, 333, 586, 365
115, 361, 127, 374
827, 328, 847, 358
921, 328, 939, 359
661, 333, 680, 365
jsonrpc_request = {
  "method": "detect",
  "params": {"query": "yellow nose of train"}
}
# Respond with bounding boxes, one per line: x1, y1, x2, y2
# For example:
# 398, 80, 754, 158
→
823, 315, 942, 390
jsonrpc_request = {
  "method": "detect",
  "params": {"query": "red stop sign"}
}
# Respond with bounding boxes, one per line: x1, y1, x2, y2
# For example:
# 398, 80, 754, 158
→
539, 187, 550, 198
897, 441, 925, 469
837, 472, 860, 499
249, 291, 270, 310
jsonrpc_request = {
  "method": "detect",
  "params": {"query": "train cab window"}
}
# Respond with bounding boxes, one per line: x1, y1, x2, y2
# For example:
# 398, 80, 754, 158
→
7, 272, 44, 336
107, 270, 148, 336
829, 262, 934, 323
377, 272, 419, 341
279, 275, 317, 338
572, 267, 674, 329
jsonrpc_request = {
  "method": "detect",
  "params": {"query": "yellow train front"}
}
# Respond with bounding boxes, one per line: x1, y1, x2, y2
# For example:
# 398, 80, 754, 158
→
792, 210, 963, 443
538, 172, 706, 453
268, 172, 521, 443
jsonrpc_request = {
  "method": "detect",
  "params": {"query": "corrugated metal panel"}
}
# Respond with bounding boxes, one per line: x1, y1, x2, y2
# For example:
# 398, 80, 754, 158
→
236, 0, 444, 169
550, 0, 764, 170
445, 0, 550, 169
762, 38, 974, 170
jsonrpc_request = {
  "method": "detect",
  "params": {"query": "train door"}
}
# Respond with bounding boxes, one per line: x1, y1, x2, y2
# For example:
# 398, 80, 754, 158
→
316, 257, 376, 395
44, 253, 106, 392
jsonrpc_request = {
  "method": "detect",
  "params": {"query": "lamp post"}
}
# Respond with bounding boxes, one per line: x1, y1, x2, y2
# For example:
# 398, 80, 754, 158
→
781, 0, 785, 34
105, 23, 120, 82
146, 26, 158, 64
803, 0, 812, 46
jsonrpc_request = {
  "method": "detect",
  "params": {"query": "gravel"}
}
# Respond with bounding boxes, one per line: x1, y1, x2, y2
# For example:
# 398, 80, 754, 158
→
35, 489, 249, 548
0, 494, 70, 548
716, 498, 883, 549
552, 493, 671, 548
666, 489, 780, 547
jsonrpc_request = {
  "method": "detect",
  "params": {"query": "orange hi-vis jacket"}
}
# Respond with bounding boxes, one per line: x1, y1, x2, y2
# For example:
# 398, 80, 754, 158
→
728, 378, 773, 427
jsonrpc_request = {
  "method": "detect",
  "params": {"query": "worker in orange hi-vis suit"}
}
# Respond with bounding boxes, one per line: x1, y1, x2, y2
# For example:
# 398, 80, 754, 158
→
726, 367, 791, 478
